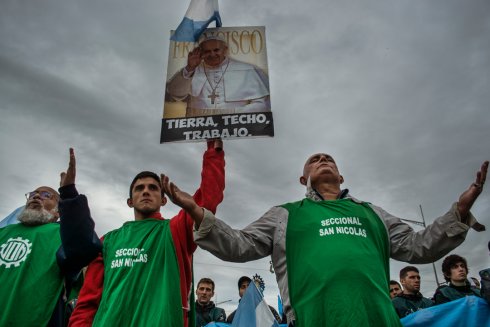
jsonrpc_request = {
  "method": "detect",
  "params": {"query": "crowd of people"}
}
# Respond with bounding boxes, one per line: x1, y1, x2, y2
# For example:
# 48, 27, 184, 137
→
0, 141, 487, 326
391, 255, 483, 318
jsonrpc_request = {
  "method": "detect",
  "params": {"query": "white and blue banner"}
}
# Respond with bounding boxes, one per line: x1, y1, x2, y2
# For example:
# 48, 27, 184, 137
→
231, 281, 279, 327
277, 295, 283, 317
171, 0, 222, 42
401, 296, 490, 327
204, 295, 489, 327
0, 206, 23, 228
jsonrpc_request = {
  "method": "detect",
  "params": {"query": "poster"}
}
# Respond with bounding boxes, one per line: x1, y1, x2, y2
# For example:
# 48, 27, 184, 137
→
161, 26, 274, 143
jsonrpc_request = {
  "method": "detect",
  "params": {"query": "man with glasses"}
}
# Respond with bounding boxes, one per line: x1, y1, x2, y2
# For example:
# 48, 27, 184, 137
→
0, 187, 58, 228
0, 149, 101, 326
20, 187, 60, 223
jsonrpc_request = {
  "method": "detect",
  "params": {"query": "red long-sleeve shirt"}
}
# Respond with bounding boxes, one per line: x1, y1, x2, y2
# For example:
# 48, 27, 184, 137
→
69, 142, 225, 327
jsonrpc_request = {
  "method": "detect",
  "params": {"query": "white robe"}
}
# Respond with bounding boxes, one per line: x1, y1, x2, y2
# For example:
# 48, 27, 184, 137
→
167, 58, 270, 115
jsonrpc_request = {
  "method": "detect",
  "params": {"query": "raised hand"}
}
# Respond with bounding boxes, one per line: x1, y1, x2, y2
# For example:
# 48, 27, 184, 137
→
60, 148, 76, 187
207, 138, 223, 151
161, 174, 204, 225
213, 138, 223, 150
457, 161, 488, 220
186, 47, 202, 72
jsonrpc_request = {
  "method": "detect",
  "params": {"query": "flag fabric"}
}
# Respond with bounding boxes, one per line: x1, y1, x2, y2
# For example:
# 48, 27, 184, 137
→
171, 0, 222, 42
231, 282, 279, 327
401, 296, 490, 327
277, 295, 283, 317
0, 206, 24, 228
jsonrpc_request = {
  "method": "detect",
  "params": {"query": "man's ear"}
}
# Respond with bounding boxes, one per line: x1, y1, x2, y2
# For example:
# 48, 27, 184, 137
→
340, 175, 344, 184
127, 198, 133, 208
161, 196, 167, 206
299, 176, 307, 186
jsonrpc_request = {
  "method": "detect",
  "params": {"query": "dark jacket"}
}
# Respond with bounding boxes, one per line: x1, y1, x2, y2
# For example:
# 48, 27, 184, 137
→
195, 301, 226, 327
50, 184, 101, 326
433, 283, 481, 305
392, 292, 433, 318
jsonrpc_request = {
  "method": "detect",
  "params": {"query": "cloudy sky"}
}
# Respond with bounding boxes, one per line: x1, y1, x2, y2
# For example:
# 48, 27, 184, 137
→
1, 0, 489, 315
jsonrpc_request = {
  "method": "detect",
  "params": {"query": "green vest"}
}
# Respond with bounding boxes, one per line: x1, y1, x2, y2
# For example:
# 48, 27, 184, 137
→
93, 218, 184, 326
283, 198, 401, 326
0, 223, 63, 326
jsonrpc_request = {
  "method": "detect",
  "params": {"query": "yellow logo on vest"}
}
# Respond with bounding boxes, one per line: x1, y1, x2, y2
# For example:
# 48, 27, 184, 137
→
0, 237, 32, 268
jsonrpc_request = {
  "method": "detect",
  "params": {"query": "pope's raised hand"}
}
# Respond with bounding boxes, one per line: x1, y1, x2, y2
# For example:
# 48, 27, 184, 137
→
186, 47, 202, 72
60, 148, 76, 187
457, 161, 488, 220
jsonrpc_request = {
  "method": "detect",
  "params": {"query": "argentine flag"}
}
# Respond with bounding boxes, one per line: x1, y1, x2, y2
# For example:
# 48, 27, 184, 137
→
0, 206, 24, 228
171, 0, 222, 42
401, 296, 490, 327
231, 281, 279, 327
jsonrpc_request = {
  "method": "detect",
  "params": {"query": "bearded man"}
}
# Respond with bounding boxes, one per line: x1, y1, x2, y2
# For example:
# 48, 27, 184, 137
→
0, 149, 101, 326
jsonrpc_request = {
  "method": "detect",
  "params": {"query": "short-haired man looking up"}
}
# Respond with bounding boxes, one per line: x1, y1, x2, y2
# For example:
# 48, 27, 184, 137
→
195, 277, 226, 326
392, 266, 433, 318
69, 140, 225, 327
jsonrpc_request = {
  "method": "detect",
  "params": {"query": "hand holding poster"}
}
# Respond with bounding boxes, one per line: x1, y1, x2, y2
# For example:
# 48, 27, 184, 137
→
161, 26, 274, 143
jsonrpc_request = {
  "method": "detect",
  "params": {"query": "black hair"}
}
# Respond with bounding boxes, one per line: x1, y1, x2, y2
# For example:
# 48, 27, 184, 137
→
390, 280, 401, 287
129, 171, 162, 198
238, 276, 252, 289
399, 266, 419, 279
442, 254, 468, 282
197, 278, 215, 291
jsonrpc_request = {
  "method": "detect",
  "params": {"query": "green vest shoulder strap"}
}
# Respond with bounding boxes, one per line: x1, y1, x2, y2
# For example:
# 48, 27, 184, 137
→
280, 199, 305, 212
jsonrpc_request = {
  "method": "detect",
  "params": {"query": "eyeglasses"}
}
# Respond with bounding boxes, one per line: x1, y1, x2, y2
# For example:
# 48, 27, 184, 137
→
25, 191, 54, 200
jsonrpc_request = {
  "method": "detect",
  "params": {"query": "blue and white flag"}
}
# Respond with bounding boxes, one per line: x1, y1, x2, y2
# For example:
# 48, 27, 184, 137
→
277, 295, 283, 317
171, 0, 222, 42
401, 296, 490, 327
231, 281, 279, 327
0, 206, 24, 228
